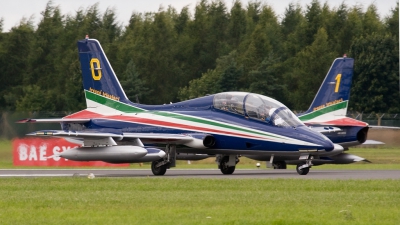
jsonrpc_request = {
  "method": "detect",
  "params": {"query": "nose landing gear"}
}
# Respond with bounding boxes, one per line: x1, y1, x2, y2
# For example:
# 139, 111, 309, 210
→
296, 164, 310, 175
296, 155, 313, 175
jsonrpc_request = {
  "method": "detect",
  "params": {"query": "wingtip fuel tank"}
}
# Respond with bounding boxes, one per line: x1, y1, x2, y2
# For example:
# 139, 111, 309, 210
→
59, 146, 165, 163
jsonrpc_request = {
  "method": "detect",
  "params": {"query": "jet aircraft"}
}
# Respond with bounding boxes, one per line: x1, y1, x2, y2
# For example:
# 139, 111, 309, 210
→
18, 38, 344, 176
246, 56, 380, 169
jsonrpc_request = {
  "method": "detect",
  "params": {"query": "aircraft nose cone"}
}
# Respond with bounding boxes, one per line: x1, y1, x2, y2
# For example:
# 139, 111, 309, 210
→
323, 139, 335, 151
312, 132, 335, 151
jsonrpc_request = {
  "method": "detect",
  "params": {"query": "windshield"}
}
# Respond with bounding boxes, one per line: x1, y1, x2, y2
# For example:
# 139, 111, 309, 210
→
244, 93, 303, 128
213, 92, 246, 115
213, 92, 304, 128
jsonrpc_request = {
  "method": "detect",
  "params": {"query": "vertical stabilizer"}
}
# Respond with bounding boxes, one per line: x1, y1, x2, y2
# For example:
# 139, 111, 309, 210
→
77, 38, 133, 111
299, 57, 354, 122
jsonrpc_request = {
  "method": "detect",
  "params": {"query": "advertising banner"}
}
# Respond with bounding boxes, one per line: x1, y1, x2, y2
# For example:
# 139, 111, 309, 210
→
13, 138, 129, 167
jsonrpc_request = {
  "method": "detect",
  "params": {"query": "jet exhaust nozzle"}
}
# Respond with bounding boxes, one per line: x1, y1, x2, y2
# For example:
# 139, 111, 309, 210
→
184, 134, 216, 148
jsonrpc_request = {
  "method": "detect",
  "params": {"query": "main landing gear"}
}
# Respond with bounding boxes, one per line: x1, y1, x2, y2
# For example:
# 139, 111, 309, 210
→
151, 160, 168, 176
151, 144, 176, 176
216, 155, 240, 175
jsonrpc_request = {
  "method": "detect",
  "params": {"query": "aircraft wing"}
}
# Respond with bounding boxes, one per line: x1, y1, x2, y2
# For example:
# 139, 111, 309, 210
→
123, 133, 193, 142
27, 130, 210, 148
17, 118, 90, 123
28, 130, 122, 138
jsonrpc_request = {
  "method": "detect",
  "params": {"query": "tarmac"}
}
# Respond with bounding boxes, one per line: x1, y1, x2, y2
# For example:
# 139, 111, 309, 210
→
1, 169, 399, 179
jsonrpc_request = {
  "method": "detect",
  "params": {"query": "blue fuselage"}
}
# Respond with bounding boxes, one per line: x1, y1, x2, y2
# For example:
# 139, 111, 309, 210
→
77, 93, 335, 155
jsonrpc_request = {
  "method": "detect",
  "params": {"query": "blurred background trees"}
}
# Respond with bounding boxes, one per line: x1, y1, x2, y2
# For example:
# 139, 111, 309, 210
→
0, 0, 398, 113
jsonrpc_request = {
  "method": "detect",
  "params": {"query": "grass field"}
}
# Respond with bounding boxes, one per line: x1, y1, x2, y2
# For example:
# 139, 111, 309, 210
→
1, 140, 400, 224
0, 139, 12, 167
0, 178, 399, 224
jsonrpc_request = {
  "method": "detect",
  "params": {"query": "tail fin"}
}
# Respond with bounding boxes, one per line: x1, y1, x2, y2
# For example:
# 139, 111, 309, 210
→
299, 57, 354, 122
77, 38, 132, 109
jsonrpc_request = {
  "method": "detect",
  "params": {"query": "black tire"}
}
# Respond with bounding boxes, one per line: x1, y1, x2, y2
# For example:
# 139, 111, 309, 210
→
273, 161, 287, 169
296, 164, 310, 175
220, 156, 235, 175
220, 165, 235, 174
151, 160, 167, 176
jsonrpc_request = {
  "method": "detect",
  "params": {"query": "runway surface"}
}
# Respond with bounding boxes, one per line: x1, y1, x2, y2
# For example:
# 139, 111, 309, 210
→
0, 169, 399, 179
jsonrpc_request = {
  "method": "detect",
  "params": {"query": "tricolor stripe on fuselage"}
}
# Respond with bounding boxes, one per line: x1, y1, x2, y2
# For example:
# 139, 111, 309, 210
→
65, 90, 321, 146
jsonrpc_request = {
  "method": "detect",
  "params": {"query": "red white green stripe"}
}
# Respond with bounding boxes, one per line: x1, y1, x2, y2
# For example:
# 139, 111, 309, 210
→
67, 90, 322, 146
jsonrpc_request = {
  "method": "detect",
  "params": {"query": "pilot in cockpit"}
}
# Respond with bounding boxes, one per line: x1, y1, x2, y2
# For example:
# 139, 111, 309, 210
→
258, 104, 271, 122
220, 94, 232, 111
229, 97, 240, 112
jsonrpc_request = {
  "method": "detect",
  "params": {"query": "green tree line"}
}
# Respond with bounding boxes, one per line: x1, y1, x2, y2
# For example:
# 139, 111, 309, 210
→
0, 0, 398, 113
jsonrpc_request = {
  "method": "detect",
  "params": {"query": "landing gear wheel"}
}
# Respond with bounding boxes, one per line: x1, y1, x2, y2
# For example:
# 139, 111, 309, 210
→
219, 156, 235, 175
151, 160, 167, 176
296, 164, 310, 175
273, 161, 287, 169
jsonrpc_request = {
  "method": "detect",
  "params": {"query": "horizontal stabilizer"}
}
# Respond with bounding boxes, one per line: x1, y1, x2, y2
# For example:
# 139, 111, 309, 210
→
287, 153, 370, 165
305, 117, 368, 127
362, 140, 385, 145
329, 153, 371, 164
369, 125, 400, 130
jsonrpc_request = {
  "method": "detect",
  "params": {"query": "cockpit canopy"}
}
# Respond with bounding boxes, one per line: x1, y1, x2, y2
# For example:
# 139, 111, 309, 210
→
213, 92, 303, 128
